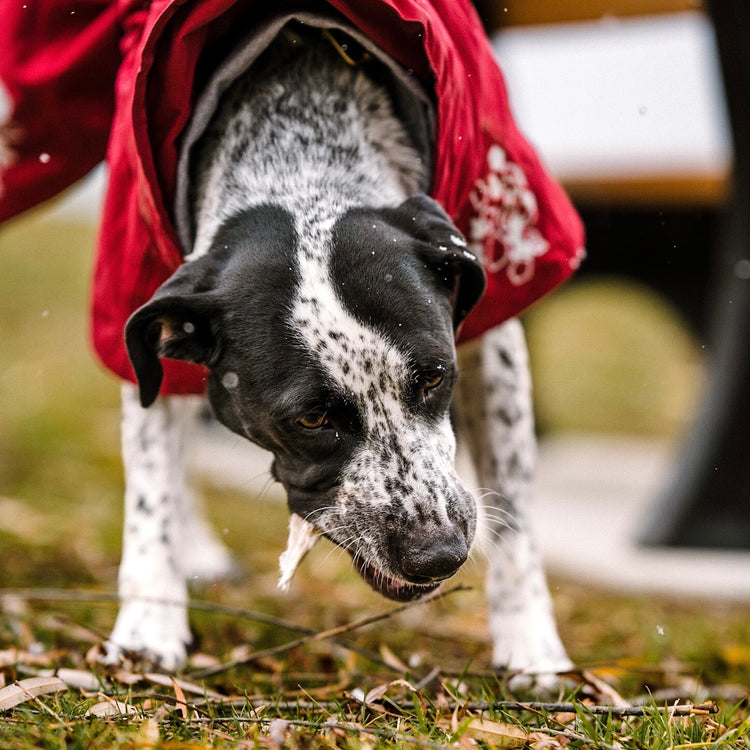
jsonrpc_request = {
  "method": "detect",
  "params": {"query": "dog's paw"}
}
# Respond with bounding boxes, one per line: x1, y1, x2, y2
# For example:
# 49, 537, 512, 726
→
498, 663, 574, 696
98, 639, 189, 674
492, 637, 573, 695
492, 650, 574, 678
490, 611, 573, 694
102, 600, 191, 673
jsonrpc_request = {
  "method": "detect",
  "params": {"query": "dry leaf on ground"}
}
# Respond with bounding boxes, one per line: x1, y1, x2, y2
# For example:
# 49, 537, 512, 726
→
439, 716, 528, 747
0, 676, 68, 712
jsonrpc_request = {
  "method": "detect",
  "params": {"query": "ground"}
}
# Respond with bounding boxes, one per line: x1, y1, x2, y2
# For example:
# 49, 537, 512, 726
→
0, 198, 748, 747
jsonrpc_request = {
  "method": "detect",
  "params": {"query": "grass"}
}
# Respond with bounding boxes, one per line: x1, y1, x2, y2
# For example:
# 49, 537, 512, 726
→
0, 197, 748, 747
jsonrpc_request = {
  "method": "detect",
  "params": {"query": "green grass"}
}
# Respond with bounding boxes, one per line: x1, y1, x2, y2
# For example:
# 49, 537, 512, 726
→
0, 201, 747, 748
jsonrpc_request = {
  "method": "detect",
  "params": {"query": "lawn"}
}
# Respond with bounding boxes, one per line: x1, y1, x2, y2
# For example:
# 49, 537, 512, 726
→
0, 195, 748, 748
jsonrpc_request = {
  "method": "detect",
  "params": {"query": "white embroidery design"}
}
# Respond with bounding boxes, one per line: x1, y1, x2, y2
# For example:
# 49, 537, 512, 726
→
468, 144, 549, 286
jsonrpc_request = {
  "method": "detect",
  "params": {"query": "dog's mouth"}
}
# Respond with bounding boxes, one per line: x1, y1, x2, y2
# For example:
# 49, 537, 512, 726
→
353, 556, 441, 602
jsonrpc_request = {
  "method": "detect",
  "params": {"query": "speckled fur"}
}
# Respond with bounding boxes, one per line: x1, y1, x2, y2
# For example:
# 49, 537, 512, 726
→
105, 31, 570, 678
188, 37, 424, 259
288, 211, 475, 589
455, 322, 571, 674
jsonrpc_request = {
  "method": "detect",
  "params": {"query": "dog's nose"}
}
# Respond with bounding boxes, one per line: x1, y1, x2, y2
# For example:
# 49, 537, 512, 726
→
398, 530, 468, 583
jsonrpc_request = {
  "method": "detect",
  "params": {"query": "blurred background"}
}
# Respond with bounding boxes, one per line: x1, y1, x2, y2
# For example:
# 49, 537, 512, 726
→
1, 0, 748, 686
470, 0, 750, 593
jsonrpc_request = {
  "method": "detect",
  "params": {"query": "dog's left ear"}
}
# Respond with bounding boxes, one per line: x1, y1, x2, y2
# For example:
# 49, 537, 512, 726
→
397, 195, 486, 330
125, 259, 222, 407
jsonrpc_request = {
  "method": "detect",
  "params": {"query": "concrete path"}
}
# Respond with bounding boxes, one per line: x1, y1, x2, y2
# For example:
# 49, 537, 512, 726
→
533, 434, 750, 602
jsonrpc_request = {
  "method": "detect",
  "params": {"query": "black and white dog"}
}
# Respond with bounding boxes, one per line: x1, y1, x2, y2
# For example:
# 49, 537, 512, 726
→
103, 21, 571, 678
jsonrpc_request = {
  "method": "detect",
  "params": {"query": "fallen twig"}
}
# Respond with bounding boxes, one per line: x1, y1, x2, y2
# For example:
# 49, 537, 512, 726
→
217, 698, 718, 718
190, 584, 472, 679
0, 586, 436, 677
0, 588, 313, 635
466, 700, 720, 717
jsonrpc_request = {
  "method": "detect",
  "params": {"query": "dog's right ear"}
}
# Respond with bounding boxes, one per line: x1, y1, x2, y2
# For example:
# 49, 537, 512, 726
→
125, 263, 221, 408
394, 195, 486, 331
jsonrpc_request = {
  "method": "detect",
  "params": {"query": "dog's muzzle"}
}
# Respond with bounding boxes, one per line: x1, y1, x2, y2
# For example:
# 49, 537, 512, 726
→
351, 521, 470, 602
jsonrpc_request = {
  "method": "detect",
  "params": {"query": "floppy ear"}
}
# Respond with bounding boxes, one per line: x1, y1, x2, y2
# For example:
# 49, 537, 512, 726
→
397, 195, 486, 330
125, 263, 221, 408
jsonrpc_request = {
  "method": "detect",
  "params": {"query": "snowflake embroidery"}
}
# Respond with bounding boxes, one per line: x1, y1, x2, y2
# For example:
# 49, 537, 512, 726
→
468, 144, 549, 286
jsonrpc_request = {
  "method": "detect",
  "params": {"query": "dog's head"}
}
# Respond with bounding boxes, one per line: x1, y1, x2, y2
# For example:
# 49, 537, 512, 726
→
126, 195, 485, 600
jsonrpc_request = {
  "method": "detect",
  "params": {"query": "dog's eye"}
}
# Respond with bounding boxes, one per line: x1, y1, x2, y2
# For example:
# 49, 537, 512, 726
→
422, 373, 444, 392
298, 414, 329, 429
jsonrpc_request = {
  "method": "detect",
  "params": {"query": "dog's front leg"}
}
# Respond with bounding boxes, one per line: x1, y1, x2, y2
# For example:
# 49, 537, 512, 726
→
102, 384, 194, 671
455, 320, 571, 677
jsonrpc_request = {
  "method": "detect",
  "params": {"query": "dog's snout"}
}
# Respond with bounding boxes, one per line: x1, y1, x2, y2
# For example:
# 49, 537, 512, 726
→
397, 527, 468, 583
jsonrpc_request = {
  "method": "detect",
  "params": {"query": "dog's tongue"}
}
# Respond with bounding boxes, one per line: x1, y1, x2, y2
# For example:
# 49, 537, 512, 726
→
277, 514, 320, 591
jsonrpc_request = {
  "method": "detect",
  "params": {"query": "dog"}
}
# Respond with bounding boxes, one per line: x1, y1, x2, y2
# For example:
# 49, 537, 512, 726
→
96, 18, 572, 677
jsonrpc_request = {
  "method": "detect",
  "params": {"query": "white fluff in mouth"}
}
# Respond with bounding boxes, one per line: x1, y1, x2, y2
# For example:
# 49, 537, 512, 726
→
278, 514, 320, 591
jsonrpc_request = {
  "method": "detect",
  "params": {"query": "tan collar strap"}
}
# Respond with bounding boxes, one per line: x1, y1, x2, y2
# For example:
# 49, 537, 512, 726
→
321, 27, 371, 67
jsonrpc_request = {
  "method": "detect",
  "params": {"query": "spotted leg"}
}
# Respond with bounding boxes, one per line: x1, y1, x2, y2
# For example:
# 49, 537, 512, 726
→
455, 320, 572, 676
103, 385, 233, 670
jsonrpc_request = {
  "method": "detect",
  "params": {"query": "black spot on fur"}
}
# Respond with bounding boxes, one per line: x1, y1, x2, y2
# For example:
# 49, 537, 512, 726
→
496, 347, 514, 370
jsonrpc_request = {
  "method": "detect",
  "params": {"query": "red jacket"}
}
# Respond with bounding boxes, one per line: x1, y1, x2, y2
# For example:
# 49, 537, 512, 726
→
0, 0, 584, 395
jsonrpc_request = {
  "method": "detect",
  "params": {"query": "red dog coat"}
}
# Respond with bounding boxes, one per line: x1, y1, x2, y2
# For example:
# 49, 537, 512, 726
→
0, 0, 584, 395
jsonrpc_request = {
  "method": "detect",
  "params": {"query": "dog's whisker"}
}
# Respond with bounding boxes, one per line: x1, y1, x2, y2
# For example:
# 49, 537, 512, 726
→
321, 531, 360, 559
464, 552, 485, 577
476, 495, 519, 516
474, 536, 509, 563
299, 507, 330, 526
479, 518, 520, 541
477, 507, 518, 529
313, 536, 358, 573
478, 506, 519, 526
474, 491, 501, 505
252, 474, 279, 502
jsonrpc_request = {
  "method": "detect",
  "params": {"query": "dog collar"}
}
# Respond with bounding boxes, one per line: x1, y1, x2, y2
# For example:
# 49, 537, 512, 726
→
321, 27, 371, 67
